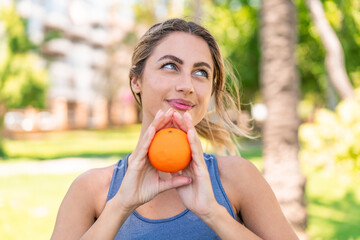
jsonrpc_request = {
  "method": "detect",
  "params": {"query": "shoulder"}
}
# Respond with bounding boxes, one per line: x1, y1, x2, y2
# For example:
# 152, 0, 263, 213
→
215, 155, 299, 239
52, 164, 116, 238
216, 155, 262, 186
215, 155, 267, 210
67, 164, 116, 217
73, 164, 115, 190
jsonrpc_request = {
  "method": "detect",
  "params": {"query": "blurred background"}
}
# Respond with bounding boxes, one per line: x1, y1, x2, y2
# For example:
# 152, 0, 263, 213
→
0, 0, 359, 239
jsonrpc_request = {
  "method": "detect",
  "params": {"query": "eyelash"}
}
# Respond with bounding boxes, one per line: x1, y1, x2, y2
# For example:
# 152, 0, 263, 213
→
160, 62, 209, 79
196, 69, 209, 79
161, 62, 178, 71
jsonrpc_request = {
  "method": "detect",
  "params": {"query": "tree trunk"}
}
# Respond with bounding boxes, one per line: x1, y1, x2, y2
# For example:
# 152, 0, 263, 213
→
306, 0, 354, 99
260, 0, 307, 238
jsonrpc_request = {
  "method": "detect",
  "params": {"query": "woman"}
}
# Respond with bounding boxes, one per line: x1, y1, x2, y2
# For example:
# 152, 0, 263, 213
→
51, 18, 298, 239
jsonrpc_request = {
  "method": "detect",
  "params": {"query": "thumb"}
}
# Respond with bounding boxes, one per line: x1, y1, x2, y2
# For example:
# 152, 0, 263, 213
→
158, 175, 191, 193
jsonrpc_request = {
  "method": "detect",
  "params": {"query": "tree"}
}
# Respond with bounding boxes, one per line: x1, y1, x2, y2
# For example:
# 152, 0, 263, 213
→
0, 4, 48, 157
259, 0, 307, 238
200, 0, 260, 105
305, 0, 354, 100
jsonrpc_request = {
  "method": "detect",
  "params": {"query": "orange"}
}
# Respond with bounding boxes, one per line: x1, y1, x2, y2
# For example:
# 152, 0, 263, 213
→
148, 128, 191, 173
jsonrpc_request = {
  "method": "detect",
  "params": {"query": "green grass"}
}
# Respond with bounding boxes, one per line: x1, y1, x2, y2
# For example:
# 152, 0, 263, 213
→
305, 169, 360, 240
0, 173, 79, 240
1, 127, 359, 239
2, 125, 141, 160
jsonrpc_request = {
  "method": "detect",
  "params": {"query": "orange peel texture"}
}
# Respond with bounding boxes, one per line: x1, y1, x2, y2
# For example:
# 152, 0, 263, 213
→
148, 128, 191, 173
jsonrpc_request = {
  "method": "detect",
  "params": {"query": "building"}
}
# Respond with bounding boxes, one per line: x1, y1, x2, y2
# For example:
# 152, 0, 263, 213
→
4, 0, 139, 133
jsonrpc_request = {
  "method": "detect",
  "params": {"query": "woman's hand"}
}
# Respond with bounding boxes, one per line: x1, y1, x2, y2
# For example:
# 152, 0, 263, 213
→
114, 109, 192, 213
172, 111, 219, 218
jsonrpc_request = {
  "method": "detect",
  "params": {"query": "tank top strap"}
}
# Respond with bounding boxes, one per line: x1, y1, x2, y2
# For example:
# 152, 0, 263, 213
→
106, 154, 130, 202
107, 153, 236, 218
105, 153, 238, 239
203, 153, 237, 219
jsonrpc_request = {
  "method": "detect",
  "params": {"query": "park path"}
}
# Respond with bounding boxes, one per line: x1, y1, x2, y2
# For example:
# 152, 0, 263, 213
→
0, 158, 118, 176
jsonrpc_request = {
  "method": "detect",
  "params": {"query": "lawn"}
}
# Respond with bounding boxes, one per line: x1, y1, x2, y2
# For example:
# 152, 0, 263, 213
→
0, 173, 80, 240
0, 126, 359, 240
2, 125, 142, 160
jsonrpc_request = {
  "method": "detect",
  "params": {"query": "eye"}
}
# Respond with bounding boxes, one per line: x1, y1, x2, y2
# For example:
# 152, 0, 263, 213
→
193, 69, 209, 79
161, 62, 178, 71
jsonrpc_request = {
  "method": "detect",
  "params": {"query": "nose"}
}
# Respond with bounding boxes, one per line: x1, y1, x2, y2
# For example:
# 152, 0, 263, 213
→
175, 73, 194, 94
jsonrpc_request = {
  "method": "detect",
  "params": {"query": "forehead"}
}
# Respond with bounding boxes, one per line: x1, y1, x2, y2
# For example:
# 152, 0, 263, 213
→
149, 32, 213, 67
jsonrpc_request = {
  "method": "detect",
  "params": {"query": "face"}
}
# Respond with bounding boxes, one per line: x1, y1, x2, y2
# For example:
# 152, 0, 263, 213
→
132, 32, 214, 127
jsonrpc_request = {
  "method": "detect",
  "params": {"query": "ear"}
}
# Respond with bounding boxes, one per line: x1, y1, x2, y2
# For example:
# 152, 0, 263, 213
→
130, 76, 142, 93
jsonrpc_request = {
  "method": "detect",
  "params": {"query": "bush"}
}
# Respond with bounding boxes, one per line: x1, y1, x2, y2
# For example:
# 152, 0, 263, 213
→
299, 89, 360, 173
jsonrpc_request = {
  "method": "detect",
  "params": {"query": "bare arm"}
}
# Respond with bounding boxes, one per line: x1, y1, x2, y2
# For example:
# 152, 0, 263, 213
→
51, 167, 141, 240
174, 113, 267, 239
79, 196, 134, 240
51, 169, 110, 240
200, 204, 262, 239
214, 157, 299, 240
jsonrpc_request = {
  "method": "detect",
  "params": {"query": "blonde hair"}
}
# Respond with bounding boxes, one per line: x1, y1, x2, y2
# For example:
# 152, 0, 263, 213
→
129, 18, 251, 154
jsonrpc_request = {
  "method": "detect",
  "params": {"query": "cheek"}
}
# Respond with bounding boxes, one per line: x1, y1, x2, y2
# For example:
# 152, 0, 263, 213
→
197, 83, 212, 104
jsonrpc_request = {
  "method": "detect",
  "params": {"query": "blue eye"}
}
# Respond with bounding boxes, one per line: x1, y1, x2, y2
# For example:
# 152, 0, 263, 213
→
194, 70, 209, 78
162, 62, 177, 70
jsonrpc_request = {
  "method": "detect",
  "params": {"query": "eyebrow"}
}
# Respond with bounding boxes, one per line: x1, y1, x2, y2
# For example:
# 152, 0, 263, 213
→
193, 62, 212, 70
158, 54, 212, 70
158, 55, 183, 64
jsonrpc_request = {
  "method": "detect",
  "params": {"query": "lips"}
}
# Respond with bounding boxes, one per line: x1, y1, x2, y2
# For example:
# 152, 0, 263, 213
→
166, 98, 195, 111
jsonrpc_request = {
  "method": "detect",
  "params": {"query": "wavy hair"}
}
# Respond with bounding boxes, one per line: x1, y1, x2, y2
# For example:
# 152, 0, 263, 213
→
129, 18, 251, 154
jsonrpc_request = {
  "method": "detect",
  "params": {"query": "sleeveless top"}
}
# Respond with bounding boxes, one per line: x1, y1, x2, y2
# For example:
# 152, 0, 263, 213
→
106, 153, 237, 239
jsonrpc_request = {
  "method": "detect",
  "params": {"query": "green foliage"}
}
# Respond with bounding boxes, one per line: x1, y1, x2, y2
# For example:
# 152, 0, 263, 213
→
43, 29, 63, 43
0, 4, 48, 109
200, 0, 260, 105
198, 0, 360, 108
336, 0, 360, 88
131, 0, 359, 110
132, 0, 157, 26
0, 4, 34, 53
0, 52, 48, 109
299, 88, 360, 173
296, 0, 360, 105
305, 166, 360, 239
297, 0, 328, 104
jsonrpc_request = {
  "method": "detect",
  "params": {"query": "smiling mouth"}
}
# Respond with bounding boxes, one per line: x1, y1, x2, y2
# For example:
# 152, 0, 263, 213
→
166, 99, 195, 111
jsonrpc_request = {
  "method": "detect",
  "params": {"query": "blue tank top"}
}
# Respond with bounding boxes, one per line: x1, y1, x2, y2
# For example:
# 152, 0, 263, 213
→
106, 153, 237, 239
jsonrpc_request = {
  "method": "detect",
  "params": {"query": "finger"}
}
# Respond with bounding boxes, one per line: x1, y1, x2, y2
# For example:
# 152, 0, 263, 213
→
131, 110, 164, 163
151, 109, 166, 130
183, 111, 194, 131
154, 108, 174, 131
173, 111, 188, 132
183, 112, 202, 151
134, 109, 171, 160
172, 119, 181, 130
187, 128, 207, 169
130, 125, 155, 165
187, 129, 202, 156
159, 175, 192, 193
171, 170, 183, 177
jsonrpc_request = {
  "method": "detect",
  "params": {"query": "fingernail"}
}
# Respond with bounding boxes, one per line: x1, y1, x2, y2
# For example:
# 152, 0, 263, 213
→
166, 108, 173, 116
